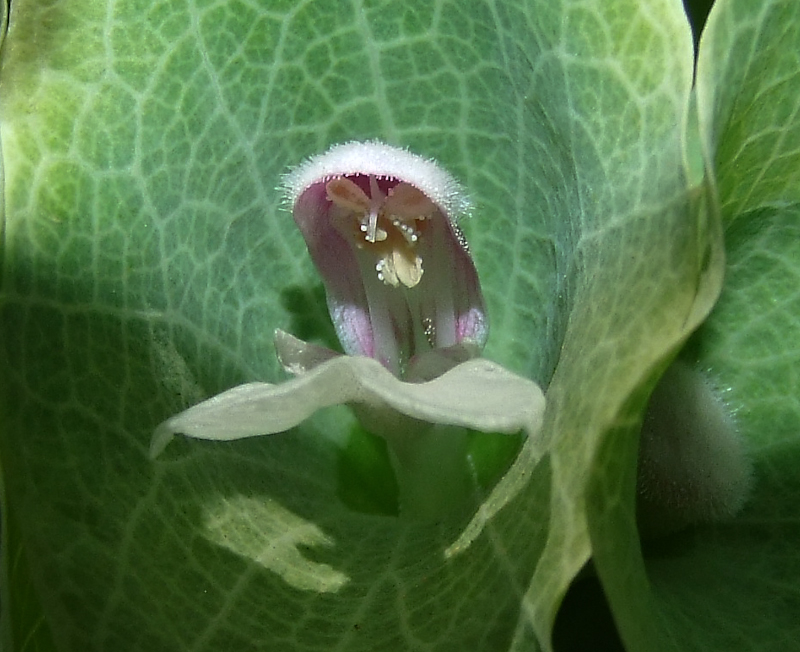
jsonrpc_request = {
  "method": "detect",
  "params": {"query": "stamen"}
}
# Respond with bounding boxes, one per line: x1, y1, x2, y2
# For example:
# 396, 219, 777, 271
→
326, 177, 370, 213
384, 182, 436, 219
361, 221, 387, 242
376, 258, 399, 287
365, 209, 380, 243
392, 218, 421, 244
392, 249, 423, 288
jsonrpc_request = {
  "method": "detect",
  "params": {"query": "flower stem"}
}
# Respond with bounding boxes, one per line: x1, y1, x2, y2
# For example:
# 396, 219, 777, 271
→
384, 423, 476, 521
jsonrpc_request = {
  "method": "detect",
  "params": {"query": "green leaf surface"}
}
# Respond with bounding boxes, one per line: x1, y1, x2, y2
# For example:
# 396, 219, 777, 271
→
643, 2, 800, 649
1, 457, 59, 652
0, 0, 723, 650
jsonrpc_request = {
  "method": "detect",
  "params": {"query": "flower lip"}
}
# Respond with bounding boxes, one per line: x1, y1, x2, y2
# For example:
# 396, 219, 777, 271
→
285, 141, 487, 378
284, 140, 472, 220
150, 330, 546, 460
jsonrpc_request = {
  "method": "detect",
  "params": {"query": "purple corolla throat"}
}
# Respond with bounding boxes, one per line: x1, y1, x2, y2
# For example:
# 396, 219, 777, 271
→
285, 141, 487, 378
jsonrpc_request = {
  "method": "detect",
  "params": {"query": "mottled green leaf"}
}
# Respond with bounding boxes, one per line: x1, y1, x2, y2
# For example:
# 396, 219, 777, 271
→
0, 0, 720, 650
644, 1, 800, 650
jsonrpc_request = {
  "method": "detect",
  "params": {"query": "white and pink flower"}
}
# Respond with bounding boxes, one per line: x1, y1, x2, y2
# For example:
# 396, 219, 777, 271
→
151, 142, 545, 496
284, 141, 487, 378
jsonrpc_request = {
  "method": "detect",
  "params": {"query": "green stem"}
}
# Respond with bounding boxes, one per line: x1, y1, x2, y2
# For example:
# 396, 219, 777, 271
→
385, 423, 475, 521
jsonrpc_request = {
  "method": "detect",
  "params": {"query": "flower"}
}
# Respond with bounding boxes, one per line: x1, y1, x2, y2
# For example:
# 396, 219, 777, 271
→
151, 143, 546, 518
284, 141, 487, 377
